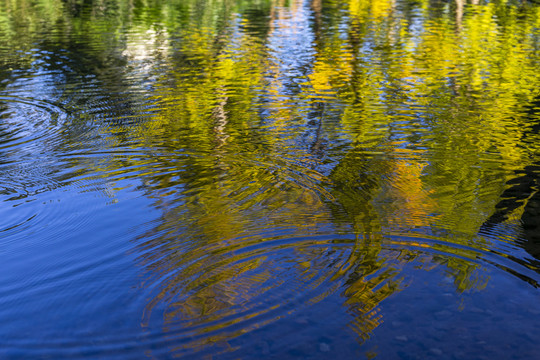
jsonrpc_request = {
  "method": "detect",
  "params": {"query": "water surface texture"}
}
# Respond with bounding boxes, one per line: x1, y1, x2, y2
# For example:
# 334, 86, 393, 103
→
2, 0, 540, 358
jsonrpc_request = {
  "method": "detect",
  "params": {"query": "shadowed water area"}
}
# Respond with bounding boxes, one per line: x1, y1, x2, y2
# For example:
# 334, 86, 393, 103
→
1, 0, 540, 358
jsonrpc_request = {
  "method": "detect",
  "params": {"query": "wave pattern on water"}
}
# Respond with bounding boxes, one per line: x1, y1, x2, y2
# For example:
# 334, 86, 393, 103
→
0, 95, 69, 153
131, 225, 540, 358
1, 0, 540, 359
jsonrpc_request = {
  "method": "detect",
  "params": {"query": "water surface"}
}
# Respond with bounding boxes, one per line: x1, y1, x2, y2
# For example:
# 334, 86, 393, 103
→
1, 0, 540, 358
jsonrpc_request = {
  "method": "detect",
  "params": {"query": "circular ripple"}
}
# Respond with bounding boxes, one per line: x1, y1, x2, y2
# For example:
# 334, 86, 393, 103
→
2, 227, 539, 359
0, 95, 69, 154
132, 232, 366, 357
0, 96, 70, 213
132, 226, 540, 358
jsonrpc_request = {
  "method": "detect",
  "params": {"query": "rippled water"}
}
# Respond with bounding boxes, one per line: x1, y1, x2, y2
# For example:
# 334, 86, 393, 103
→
2, 0, 540, 358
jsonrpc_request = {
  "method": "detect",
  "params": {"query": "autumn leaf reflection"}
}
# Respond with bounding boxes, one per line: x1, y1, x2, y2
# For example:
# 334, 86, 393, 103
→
111, 0, 540, 357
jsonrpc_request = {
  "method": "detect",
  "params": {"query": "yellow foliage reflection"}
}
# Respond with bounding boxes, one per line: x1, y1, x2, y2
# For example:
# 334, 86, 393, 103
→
127, 0, 540, 353
2, 0, 539, 356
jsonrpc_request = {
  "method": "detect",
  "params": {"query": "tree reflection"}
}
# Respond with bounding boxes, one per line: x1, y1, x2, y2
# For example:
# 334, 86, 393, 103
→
59, 0, 539, 353
2, 0, 540, 356
127, 0, 540, 355
482, 96, 540, 263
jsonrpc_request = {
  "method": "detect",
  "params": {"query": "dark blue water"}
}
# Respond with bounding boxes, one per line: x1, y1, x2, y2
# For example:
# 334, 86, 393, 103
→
1, 0, 540, 358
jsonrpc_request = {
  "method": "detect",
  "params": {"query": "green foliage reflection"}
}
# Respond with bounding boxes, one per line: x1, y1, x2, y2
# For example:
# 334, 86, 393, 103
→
2, 0, 540, 355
